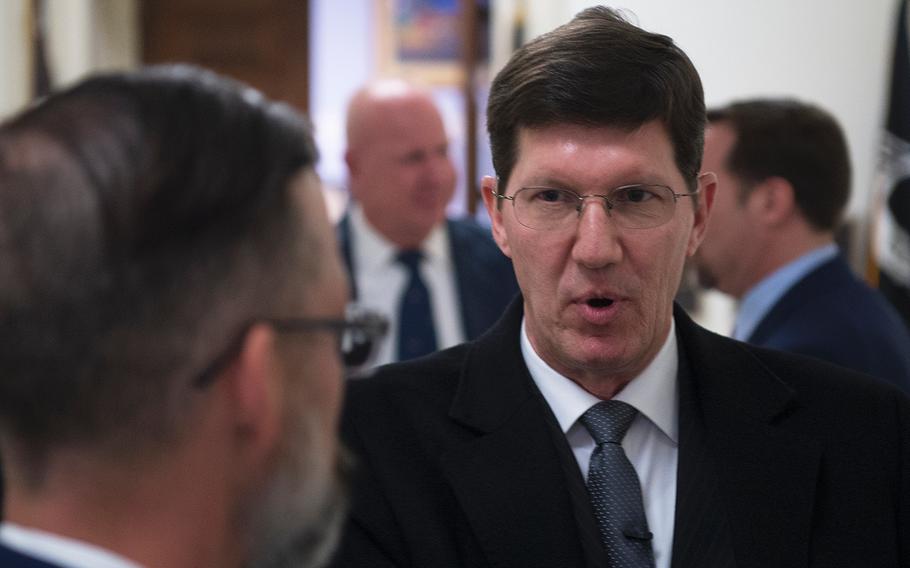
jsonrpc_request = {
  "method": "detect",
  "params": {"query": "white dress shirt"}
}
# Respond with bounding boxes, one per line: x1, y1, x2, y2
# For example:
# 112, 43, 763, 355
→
0, 522, 142, 568
349, 205, 465, 366
522, 319, 678, 568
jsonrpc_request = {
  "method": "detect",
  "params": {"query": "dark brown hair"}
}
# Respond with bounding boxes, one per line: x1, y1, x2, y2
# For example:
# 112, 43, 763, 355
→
487, 6, 706, 191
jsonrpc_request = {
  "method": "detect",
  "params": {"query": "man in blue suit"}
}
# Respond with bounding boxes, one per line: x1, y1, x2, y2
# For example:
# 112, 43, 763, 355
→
694, 98, 910, 391
339, 80, 518, 367
0, 66, 370, 568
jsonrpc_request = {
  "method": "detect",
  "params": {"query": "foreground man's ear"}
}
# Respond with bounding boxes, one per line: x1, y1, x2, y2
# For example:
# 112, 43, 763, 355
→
222, 323, 283, 473
481, 175, 513, 259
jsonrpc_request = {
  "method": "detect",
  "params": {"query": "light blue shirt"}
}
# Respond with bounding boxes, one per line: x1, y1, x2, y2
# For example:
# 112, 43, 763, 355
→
733, 244, 839, 341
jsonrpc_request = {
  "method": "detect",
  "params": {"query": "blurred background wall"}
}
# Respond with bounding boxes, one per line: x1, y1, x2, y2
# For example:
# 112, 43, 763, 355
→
0, 0, 34, 117
0, 0, 138, 115
0, 0, 902, 331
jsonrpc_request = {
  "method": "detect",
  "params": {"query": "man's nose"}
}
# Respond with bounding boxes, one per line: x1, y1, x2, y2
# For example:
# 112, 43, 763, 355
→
578, 195, 616, 217
571, 198, 623, 269
424, 154, 453, 185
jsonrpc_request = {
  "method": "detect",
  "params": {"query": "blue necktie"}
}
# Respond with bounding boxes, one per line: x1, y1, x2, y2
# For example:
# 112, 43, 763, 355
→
396, 250, 438, 361
580, 400, 655, 567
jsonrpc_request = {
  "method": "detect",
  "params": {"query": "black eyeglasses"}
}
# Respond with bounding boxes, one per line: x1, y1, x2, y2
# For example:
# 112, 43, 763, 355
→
193, 304, 388, 387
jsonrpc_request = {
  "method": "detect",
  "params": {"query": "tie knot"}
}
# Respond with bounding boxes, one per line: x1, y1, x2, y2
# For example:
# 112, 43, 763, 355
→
580, 400, 637, 445
396, 249, 423, 272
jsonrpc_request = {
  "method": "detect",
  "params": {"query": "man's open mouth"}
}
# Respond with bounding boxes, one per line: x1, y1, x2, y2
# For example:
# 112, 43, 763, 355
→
585, 297, 615, 308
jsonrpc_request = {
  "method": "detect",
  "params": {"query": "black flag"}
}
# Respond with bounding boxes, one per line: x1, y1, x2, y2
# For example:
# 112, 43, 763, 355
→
873, 0, 910, 331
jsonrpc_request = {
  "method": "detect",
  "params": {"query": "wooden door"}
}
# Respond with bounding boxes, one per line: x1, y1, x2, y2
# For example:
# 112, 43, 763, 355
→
141, 0, 310, 112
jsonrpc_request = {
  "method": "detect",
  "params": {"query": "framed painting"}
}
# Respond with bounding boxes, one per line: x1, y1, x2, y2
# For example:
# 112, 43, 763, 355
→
376, 0, 488, 84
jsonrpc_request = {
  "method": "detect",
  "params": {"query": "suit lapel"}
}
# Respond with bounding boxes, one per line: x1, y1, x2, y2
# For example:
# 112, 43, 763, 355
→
439, 299, 594, 568
671, 328, 737, 568
436, 302, 823, 568
448, 219, 483, 339
675, 307, 822, 568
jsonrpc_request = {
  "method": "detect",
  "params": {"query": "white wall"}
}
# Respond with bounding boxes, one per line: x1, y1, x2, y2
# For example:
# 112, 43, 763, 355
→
0, 0, 31, 120
310, 0, 374, 192
560, 0, 896, 222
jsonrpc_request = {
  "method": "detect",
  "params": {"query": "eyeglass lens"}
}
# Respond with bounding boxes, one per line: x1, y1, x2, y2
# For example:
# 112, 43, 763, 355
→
514, 185, 677, 230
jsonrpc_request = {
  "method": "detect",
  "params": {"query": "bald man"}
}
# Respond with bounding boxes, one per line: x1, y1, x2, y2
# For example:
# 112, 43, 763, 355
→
338, 80, 518, 366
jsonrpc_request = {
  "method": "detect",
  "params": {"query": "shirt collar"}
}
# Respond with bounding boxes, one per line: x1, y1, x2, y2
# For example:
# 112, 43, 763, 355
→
0, 522, 142, 568
349, 204, 448, 269
734, 243, 838, 340
521, 318, 679, 443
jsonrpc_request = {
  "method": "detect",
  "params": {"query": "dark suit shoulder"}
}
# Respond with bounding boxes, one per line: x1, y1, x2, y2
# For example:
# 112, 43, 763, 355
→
336, 342, 498, 568
446, 218, 508, 265
445, 218, 519, 340
749, 256, 910, 389
677, 318, 910, 567
0, 544, 66, 568
744, 340, 907, 405
446, 216, 494, 240
342, 342, 477, 450
349, 343, 468, 396
677, 307, 909, 426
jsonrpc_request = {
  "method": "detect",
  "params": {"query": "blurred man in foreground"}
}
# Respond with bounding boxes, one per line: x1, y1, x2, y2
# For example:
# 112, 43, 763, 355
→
694, 99, 910, 392
339, 79, 518, 366
0, 65, 379, 568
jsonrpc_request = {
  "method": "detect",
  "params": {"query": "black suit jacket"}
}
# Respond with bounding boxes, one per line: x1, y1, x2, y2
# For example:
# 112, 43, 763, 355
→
337, 215, 519, 341
747, 255, 910, 392
331, 299, 910, 568
0, 544, 65, 568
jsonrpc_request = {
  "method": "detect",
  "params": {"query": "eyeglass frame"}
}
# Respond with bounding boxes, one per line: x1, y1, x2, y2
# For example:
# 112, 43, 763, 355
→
192, 305, 388, 388
490, 180, 703, 231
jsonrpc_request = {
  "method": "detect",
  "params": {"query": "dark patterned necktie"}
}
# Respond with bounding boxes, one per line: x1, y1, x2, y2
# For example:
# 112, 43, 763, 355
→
580, 400, 655, 567
395, 249, 438, 361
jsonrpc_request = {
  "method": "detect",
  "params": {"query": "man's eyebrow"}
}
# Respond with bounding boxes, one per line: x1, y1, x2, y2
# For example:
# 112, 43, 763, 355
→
518, 172, 670, 191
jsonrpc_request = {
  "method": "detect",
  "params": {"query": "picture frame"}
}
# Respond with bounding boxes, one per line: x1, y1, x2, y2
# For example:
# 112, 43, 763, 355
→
376, 0, 488, 84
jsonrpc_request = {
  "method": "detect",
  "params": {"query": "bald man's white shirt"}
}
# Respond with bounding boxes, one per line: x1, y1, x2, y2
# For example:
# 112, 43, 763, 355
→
349, 204, 464, 366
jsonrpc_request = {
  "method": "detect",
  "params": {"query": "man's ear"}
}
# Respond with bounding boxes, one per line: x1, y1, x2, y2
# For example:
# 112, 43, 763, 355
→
687, 171, 717, 256
481, 175, 512, 258
222, 323, 283, 468
748, 176, 795, 226
343, 149, 356, 175
344, 150, 360, 197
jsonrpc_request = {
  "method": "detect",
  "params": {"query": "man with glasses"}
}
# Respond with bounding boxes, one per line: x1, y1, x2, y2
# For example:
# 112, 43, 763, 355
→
331, 7, 909, 568
0, 65, 384, 568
